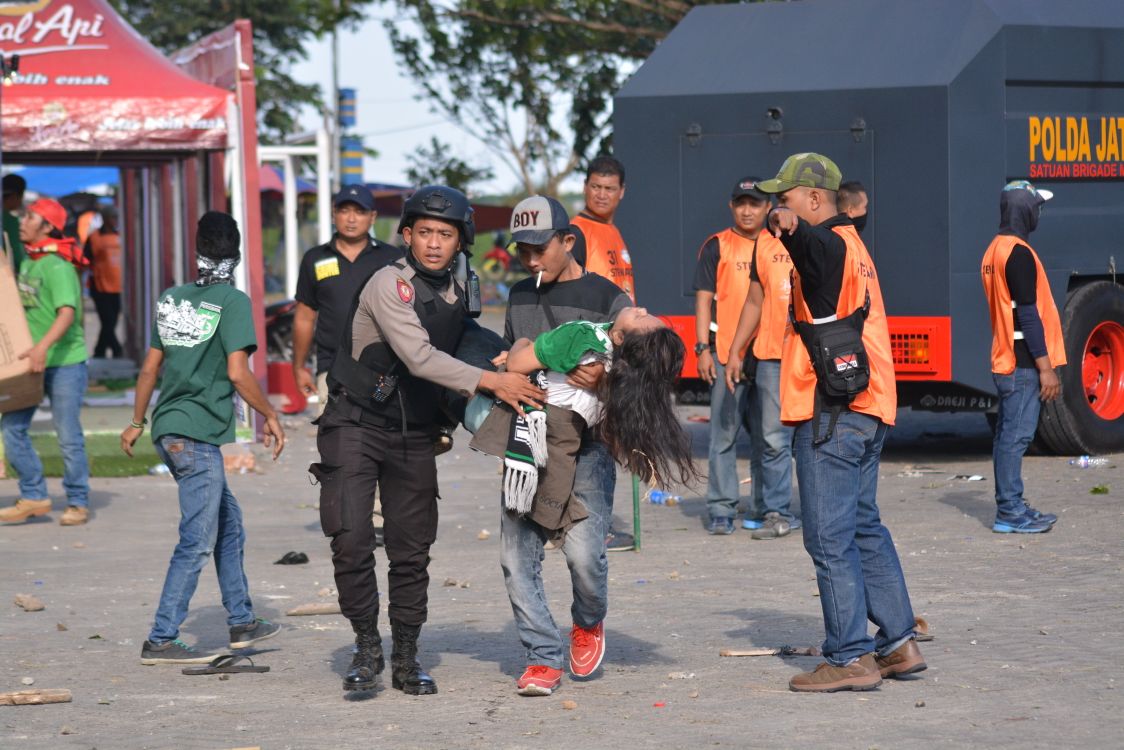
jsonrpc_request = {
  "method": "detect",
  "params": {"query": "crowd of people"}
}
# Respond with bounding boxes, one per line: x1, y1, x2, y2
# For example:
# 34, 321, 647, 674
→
0, 150, 1065, 695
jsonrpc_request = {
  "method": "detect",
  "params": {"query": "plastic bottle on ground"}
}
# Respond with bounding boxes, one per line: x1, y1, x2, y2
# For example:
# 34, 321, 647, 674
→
1069, 455, 1108, 468
646, 489, 681, 506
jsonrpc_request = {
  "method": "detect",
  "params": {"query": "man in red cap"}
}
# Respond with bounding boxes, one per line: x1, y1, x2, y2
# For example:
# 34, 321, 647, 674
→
0, 198, 92, 526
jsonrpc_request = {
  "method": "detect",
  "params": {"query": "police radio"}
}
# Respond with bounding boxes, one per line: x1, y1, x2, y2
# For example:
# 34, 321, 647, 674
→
455, 252, 482, 318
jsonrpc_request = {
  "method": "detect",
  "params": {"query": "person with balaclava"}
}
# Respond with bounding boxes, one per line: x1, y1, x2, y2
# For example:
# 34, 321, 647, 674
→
0, 198, 91, 526
122, 211, 287, 665
980, 180, 1065, 534
315, 185, 543, 696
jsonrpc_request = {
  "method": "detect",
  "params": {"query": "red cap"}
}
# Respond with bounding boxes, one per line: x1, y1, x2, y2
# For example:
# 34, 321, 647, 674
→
28, 198, 67, 232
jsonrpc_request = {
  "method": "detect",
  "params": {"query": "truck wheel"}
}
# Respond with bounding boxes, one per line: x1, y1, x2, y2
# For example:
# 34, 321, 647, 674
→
1038, 281, 1124, 454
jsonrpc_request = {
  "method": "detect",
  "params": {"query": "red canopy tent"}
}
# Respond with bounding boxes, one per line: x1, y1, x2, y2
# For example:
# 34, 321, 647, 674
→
0, 0, 266, 391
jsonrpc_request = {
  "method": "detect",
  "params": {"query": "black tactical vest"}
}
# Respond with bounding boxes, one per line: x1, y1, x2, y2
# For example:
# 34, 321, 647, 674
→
329, 261, 466, 427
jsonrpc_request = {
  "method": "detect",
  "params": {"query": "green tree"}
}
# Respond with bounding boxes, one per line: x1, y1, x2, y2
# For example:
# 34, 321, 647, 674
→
110, 0, 374, 139
384, 1, 727, 193
404, 137, 495, 194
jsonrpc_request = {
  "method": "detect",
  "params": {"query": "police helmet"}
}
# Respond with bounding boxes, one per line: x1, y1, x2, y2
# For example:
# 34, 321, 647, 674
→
397, 185, 473, 250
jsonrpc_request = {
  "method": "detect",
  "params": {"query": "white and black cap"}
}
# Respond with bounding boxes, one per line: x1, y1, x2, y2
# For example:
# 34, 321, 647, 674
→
509, 195, 570, 245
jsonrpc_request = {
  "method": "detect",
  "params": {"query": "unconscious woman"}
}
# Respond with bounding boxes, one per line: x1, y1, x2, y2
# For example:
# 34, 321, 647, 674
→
469, 306, 697, 542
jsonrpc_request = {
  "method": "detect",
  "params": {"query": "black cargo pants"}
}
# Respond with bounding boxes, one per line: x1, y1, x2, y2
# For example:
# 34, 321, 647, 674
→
312, 396, 439, 626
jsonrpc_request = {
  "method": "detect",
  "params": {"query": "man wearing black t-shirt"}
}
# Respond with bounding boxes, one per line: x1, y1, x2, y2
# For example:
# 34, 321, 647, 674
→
292, 186, 402, 412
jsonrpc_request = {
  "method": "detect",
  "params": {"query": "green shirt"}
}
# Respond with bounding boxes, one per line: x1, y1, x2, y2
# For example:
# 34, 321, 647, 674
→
151, 283, 257, 446
17, 254, 87, 368
4, 211, 25, 270
533, 321, 613, 372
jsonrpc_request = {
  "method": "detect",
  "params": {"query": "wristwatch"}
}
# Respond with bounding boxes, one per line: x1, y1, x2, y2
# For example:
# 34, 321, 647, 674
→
694, 342, 709, 356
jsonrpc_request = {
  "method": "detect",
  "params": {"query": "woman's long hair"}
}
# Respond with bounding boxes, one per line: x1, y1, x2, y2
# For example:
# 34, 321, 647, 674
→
598, 326, 698, 487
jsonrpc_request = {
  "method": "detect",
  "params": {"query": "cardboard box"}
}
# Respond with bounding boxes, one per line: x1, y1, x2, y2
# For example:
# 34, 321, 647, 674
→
0, 256, 44, 414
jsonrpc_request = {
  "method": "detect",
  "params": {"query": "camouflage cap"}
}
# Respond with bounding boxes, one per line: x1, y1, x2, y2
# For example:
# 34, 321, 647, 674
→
757, 152, 842, 194
1003, 179, 1053, 202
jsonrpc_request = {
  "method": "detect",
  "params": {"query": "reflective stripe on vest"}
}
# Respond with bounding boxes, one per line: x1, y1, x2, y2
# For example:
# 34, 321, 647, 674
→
781, 225, 897, 425
708, 228, 754, 365
980, 235, 1067, 374
751, 231, 793, 361
572, 214, 635, 302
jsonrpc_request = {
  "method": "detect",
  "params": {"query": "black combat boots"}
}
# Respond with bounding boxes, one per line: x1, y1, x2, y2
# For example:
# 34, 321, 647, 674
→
390, 620, 437, 695
343, 611, 384, 691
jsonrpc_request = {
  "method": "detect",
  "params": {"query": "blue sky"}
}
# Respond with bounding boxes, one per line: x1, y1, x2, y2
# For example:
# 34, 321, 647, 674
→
291, 8, 507, 193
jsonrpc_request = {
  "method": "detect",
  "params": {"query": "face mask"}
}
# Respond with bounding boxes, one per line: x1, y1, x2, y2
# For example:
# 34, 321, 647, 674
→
851, 213, 868, 234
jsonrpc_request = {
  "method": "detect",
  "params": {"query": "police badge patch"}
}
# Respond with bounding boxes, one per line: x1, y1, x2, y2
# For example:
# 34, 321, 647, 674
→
396, 277, 414, 303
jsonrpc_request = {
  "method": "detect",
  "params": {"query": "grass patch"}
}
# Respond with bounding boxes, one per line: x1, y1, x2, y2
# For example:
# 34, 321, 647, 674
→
4, 432, 159, 478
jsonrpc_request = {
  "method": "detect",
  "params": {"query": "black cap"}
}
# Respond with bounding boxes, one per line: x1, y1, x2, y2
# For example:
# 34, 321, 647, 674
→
333, 185, 375, 212
3, 173, 27, 196
731, 176, 768, 201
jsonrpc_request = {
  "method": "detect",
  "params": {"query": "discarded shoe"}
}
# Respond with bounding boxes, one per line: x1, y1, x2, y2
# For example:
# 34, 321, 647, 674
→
274, 551, 309, 565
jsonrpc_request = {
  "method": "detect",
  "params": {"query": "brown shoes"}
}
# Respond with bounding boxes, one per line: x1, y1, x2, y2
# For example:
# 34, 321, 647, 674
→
875, 640, 927, 678
0, 498, 52, 524
789, 653, 883, 692
59, 506, 89, 526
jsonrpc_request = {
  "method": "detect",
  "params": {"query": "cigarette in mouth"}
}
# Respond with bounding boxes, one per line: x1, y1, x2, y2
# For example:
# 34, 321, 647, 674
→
536, 270, 543, 288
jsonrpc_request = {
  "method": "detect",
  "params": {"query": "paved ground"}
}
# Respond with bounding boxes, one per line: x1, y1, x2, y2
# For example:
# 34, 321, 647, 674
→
3, 402, 1122, 750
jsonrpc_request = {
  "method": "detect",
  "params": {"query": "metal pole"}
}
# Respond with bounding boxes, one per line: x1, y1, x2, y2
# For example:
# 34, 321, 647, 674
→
631, 473, 642, 551
330, 22, 341, 195
282, 154, 298, 298
316, 127, 332, 243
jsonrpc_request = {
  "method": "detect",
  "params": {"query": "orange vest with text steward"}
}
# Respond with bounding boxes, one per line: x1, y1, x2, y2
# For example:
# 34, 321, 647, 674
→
781, 224, 896, 425
706, 228, 754, 365
572, 213, 635, 302
980, 235, 1066, 375
751, 231, 793, 361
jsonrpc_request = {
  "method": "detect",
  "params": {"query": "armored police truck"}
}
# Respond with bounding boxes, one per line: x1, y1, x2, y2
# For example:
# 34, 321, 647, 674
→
614, 0, 1124, 454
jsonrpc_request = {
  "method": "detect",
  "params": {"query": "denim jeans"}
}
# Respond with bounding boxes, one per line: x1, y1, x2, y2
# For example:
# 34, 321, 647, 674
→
500, 438, 615, 669
747, 359, 796, 522
0, 362, 89, 507
148, 435, 254, 643
794, 409, 916, 665
992, 368, 1041, 519
706, 358, 748, 519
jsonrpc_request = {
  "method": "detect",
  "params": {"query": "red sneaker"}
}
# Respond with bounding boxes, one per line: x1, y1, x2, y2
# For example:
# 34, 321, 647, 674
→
516, 665, 563, 696
569, 622, 605, 677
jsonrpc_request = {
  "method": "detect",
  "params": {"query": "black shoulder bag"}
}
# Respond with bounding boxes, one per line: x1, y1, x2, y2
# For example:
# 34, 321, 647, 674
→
789, 268, 871, 445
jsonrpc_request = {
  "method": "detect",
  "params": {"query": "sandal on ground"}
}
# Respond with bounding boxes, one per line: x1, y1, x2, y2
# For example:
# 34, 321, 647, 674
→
181, 654, 270, 675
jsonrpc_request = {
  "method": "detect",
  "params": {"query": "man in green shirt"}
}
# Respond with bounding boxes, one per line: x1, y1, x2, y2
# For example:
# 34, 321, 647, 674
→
3, 173, 26, 270
122, 211, 286, 664
0, 198, 91, 526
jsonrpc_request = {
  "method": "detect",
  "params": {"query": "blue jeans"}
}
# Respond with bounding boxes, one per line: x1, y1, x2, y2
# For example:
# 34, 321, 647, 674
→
992, 369, 1041, 519
794, 410, 916, 665
706, 358, 748, 519
149, 435, 254, 643
1, 362, 89, 507
500, 438, 615, 669
747, 359, 796, 522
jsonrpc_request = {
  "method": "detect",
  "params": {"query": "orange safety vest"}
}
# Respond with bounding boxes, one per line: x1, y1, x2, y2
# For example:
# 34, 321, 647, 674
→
705, 228, 754, 365
572, 212, 636, 302
751, 231, 793, 361
781, 224, 897, 426
980, 235, 1066, 374
88, 230, 122, 294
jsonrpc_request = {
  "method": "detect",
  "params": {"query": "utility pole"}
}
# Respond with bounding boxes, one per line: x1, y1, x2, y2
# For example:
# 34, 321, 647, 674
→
330, 9, 341, 195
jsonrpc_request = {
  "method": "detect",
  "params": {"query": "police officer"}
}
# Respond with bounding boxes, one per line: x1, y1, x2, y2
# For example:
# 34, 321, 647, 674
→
292, 185, 401, 411
314, 186, 544, 695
